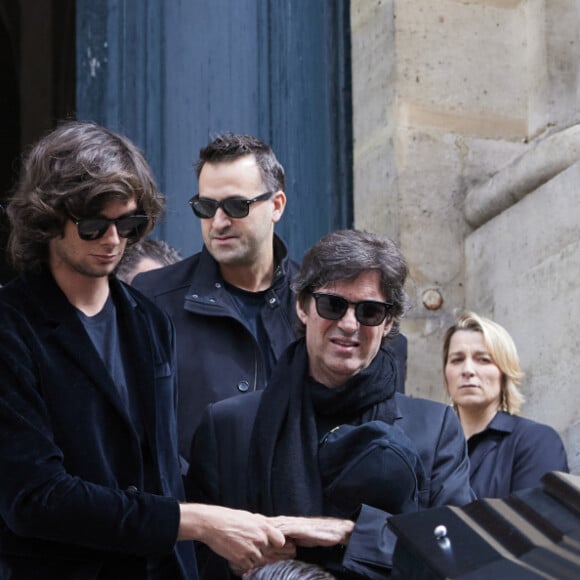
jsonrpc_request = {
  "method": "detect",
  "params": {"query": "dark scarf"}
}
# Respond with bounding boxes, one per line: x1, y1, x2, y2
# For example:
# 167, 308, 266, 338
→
247, 338, 399, 516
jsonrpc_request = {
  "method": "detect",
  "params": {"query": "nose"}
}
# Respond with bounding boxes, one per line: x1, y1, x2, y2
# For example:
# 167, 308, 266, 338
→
337, 305, 358, 333
100, 222, 121, 244
461, 358, 475, 376
212, 207, 232, 228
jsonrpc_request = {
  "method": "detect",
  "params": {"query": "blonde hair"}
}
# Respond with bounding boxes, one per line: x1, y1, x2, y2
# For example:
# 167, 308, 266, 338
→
442, 311, 525, 415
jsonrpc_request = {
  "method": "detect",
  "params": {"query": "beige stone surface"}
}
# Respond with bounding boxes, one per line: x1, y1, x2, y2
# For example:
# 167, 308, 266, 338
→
465, 163, 580, 416
465, 162, 580, 471
350, 0, 580, 470
396, 0, 529, 128
465, 125, 580, 227
351, 0, 399, 237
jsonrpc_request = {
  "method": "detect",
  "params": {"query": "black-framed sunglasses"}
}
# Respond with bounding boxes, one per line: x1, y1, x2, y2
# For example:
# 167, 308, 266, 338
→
189, 191, 274, 219
69, 214, 149, 241
310, 292, 394, 327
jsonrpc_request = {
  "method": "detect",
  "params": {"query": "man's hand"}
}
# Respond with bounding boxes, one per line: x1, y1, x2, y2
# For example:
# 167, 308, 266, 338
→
230, 540, 297, 577
178, 504, 287, 572
269, 515, 355, 548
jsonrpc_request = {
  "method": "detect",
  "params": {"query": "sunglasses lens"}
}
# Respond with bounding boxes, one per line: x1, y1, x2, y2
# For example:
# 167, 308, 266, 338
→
191, 198, 217, 219
312, 293, 391, 326
116, 215, 149, 239
315, 294, 348, 320
191, 193, 271, 219
355, 302, 389, 326
77, 218, 108, 241
222, 199, 250, 219
76, 215, 148, 241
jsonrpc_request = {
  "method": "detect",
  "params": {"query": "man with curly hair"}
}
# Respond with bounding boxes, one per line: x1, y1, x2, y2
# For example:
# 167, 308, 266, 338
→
0, 122, 287, 579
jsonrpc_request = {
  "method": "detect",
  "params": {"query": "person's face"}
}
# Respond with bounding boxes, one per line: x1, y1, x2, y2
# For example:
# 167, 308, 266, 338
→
296, 270, 393, 389
445, 330, 503, 412
197, 156, 285, 267
49, 198, 138, 281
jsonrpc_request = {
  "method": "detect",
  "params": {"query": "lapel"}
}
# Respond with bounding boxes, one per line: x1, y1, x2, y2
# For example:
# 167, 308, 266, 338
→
468, 411, 514, 476
24, 268, 156, 433
111, 278, 159, 456
391, 393, 407, 424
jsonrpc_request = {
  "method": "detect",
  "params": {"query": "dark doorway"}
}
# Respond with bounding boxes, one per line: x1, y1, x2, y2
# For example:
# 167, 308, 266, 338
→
0, 0, 75, 283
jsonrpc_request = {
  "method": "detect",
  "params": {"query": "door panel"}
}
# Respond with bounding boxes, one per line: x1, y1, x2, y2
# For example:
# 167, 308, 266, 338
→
76, 0, 352, 261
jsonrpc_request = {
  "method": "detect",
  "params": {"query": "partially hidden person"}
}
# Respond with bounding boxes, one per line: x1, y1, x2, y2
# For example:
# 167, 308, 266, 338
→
443, 311, 569, 498
116, 237, 182, 284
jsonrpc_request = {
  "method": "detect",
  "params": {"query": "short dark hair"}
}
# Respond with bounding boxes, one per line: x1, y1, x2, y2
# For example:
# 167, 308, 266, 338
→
7, 121, 164, 271
115, 238, 182, 283
244, 559, 336, 580
292, 229, 410, 339
195, 133, 285, 193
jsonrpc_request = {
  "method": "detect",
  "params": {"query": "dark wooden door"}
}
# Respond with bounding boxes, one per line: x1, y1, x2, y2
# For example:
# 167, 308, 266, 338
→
76, 0, 352, 261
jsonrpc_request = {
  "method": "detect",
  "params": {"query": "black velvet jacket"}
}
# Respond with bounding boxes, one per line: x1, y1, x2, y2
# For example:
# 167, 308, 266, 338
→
0, 267, 196, 579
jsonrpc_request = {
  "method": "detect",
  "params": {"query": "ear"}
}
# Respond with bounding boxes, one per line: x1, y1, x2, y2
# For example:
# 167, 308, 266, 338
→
271, 191, 286, 223
382, 320, 393, 338
296, 298, 309, 325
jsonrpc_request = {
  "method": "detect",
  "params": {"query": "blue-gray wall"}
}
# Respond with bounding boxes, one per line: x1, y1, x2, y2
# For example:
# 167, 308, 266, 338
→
77, 0, 352, 261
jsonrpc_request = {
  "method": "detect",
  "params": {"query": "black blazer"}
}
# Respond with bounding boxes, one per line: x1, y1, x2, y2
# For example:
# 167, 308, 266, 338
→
0, 268, 196, 579
134, 238, 410, 461
468, 411, 569, 498
187, 390, 475, 578
133, 237, 299, 459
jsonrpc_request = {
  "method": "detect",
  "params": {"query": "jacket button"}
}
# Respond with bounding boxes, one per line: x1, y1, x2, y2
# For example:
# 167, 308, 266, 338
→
237, 380, 250, 392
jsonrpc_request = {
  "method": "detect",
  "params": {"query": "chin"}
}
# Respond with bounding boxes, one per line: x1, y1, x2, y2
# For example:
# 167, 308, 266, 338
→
335, 365, 364, 384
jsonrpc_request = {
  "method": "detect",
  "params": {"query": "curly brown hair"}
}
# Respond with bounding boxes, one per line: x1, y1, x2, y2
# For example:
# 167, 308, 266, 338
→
7, 121, 164, 271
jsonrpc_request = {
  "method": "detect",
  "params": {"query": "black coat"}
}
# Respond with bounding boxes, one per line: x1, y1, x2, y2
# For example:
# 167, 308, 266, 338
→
133, 236, 299, 459
187, 388, 474, 578
133, 236, 409, 462
468, 411, 569, 498
0, 268, 196, 579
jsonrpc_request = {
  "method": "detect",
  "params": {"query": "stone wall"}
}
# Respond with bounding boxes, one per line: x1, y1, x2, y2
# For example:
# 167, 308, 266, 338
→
465, 161, 580, 473
351, 0, 580, 471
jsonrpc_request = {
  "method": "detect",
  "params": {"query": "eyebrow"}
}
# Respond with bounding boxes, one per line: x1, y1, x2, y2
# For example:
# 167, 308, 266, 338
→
94, 209, 140, 219
448, 349, 491, 357
198, 193, 251, 200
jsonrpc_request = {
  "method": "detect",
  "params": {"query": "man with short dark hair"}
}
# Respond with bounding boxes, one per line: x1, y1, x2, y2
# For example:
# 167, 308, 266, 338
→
0, 122, 286, 579
134, 133, 409, 464
133, 134, 298, 461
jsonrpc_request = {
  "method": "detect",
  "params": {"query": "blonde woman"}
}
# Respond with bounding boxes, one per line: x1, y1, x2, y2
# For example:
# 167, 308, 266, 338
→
443, 312, 568, 498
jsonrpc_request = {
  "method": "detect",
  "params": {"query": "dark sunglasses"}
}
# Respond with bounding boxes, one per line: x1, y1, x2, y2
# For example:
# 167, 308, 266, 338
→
189, 191, 274, 219
310, 292, 393, 327
70, 214, 149, 241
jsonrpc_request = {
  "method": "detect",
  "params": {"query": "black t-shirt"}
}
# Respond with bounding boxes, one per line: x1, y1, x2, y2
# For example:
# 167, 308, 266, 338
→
226, 282, 276, 378
77, 295, 130, 406
76, 295, 157, 493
